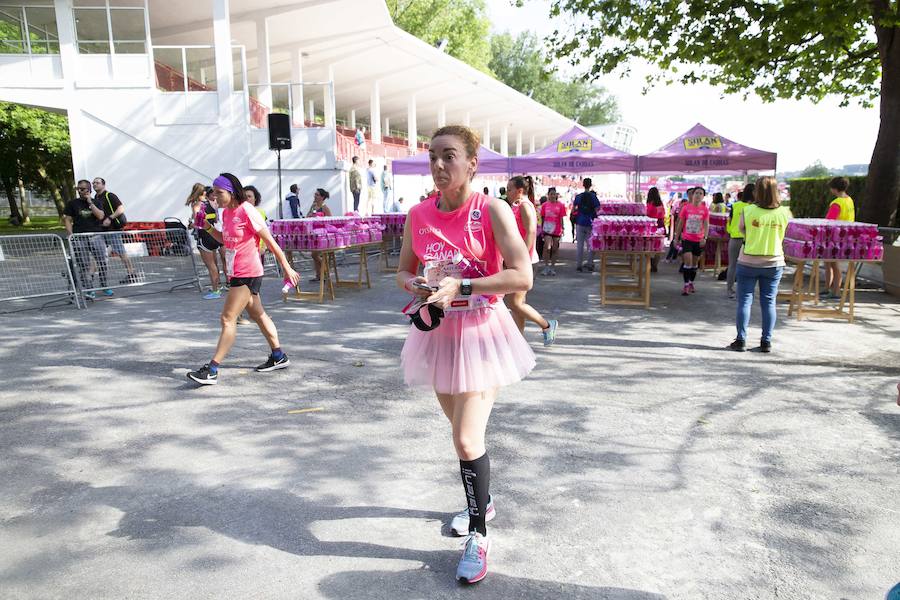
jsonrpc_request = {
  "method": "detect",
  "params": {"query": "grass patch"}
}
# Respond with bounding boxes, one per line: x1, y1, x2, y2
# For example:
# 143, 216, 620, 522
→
0, 215, 65, 236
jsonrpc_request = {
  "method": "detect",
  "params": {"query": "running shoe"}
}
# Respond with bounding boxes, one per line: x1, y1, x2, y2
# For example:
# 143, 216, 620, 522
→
236, 316, 253, 325
728, 339, 746, 352
550, 268, 557, 276
760, 340, 772, 353
541, 266, 550, 276
102, 289, 114, 297
585, 264, 594, 272
187, 364, 218, 385
728, 290, 736, 300
576, 267, 583, 273
688, 282, 696, 294
84, 291, 96, 300
456, 532, 490, 584
542, 319, 558, 347
203, 289, 222, 300
681, 284, 690, 296
256, 353, 290, 372
449, 495, 496, 536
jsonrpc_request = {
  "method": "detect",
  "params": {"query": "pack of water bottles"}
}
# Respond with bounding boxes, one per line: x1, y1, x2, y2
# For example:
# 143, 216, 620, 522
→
597, 200, 648, 216
270, 216, 384, 250
590, 216, 666, 252
708, 213, 729, 239
373, 213, 406, 236
783, 219, 883, 260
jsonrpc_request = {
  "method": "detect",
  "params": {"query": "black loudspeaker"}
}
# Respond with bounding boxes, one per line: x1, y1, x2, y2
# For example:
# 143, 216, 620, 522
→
268, 113, 292, 150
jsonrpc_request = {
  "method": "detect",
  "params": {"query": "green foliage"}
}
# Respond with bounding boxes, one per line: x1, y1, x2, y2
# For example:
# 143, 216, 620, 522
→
539, 0, 894, 108
0, 102, 73, 222
489, 31, 619, 125
788, 176, 867, 219
386, 0, 493, 74
798, 160, 832, 178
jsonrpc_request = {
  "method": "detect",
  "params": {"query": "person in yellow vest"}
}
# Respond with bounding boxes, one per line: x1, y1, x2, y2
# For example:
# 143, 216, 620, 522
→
822, 176, 855, 299
725, 184, 753, 299
729, 176, 792, 353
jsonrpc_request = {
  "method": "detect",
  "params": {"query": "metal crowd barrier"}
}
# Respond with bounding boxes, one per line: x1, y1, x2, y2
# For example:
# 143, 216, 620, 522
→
68, 228, 201, 299
0, 234, 81, 311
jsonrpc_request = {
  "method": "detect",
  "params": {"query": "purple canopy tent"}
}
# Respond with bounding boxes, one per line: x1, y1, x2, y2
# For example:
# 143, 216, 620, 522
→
390, 145, 511, 176
637, 123, 777, 175
508, 125, 638, 174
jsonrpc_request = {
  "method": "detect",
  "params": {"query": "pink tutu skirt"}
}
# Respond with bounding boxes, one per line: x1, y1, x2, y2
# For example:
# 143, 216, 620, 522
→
401, 303, 536, 395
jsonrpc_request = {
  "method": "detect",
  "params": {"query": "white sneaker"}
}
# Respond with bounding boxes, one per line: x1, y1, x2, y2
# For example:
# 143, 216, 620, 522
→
449, 495, 496, 536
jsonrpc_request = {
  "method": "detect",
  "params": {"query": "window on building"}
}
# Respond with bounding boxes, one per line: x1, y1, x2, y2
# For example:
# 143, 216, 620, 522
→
74, 1, 145, 54
0, 5, 60, 55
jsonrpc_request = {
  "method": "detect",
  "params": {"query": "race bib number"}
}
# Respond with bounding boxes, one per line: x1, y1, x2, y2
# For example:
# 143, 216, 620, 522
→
685, 214, 702, 235
542, 220, 558, 234
225, 248, 235, 277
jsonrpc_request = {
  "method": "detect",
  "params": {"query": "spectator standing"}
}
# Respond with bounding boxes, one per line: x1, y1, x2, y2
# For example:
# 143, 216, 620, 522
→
380, 165, 393, 213
729, 176, 791, 353
822, 176, 856, 300
187, 183, 226, 299
645, 187, 666, 272
349, 156, 362, 212
285, 184, 300, 219
725, 186, 753, 299
573, 178, 601, 272
366, 159, 378, 215
710, 192, 727, 214
65, 180, 110, 298
92, 177, 138, 284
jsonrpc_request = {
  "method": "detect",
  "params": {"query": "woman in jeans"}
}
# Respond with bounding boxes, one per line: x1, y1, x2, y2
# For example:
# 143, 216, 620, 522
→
729, 176, 791, 353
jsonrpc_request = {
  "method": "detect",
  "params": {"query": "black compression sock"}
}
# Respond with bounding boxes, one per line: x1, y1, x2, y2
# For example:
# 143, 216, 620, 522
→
682, 268, 690, 283
689, 267, 698, 282
460, 453, 491, 535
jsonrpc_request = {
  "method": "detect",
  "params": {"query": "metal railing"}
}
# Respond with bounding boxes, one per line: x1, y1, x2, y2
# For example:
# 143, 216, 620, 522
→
0, 234, 81, 311
247, 81, 335, 129
68, 228, 201, 299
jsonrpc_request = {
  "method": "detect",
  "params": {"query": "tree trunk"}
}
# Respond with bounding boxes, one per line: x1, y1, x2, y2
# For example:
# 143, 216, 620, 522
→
16, 176, 30, 224
1, 177, 22, 225
862, 4, 900, 227
38, 166, 67, 218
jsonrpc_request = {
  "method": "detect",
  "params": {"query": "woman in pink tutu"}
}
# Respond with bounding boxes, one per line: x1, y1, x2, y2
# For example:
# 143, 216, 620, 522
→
396, 125, 535, 584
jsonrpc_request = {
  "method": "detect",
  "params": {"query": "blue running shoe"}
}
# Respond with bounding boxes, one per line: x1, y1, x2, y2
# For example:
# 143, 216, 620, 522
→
203, 289, 222, 300
102, 289, 114, 297
542, 319, 558, 347
449, 495, 495, 536
456, 532, 490, 583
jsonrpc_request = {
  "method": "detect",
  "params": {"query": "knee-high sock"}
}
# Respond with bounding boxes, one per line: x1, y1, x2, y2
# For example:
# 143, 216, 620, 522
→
683, 267, 691, 283
460, 453, 490, 535
689, 267, 698, 282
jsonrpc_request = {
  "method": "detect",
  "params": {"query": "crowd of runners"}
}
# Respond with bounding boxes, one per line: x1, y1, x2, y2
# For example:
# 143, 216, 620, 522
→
180, 124, 872, 584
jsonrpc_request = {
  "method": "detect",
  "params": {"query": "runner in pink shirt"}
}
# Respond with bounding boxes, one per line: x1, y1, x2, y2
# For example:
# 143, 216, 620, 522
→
538, 189, 567, 275
397, 125, 535, 584
674, 186, 710, 295
505, 175, 558, 346
187, 172, 300, 385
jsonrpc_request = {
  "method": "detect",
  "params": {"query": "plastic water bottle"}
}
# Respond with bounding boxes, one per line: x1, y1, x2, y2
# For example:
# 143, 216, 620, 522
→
282, 277, 294, 294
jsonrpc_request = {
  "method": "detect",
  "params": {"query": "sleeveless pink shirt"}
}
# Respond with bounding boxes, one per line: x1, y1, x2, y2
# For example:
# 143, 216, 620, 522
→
408, 192, 501, 300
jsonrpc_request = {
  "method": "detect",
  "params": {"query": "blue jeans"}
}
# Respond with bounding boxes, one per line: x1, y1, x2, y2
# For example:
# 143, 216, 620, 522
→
736, 264, 784, 343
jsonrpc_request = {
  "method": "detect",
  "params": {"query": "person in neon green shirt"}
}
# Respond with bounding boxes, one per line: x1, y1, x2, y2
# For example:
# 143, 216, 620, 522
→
729, 176, 791, 353
725, 184, 753, 299
822, 176, 855, 299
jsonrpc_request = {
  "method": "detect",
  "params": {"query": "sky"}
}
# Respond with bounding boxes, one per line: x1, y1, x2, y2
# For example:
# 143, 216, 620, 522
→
486, 0, 881, 172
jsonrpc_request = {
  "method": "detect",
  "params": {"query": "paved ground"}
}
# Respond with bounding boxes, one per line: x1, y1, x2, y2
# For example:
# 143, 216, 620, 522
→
1, 245, 898, 599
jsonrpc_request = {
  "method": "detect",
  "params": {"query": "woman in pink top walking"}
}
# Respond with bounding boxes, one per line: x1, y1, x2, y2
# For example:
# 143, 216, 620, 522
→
674, 186, 710, 295
504, 175, 558, 346
397, 125, 535, 584
187, 173, 300, 385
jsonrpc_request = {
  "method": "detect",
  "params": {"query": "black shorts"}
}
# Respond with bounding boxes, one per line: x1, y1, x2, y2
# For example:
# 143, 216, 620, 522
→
681, 240, 705, 256
229, 276, 263, 295
196, 229, 222, 252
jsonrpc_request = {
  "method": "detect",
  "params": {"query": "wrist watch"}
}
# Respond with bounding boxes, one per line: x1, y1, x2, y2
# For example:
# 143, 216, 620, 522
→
460, 278, 472, 297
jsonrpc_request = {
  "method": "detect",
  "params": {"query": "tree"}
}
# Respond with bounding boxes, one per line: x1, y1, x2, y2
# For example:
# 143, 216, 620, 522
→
386, 0, 493, 74
538, 0, 900, 226
0, 102, 73, 224
489, 31, 619, 125
799, 160, 832, 178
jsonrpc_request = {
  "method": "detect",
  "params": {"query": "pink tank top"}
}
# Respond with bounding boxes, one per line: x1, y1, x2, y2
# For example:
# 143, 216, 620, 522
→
409, 192, 501, 300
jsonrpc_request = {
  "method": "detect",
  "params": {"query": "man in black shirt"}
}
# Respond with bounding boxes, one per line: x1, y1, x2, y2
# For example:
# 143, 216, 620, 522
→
64, 179, 110, 297
92, 177, 137, 283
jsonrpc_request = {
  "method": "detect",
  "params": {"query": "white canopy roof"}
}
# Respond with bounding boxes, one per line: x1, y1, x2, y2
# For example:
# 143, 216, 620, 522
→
149, 0, 573, 149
